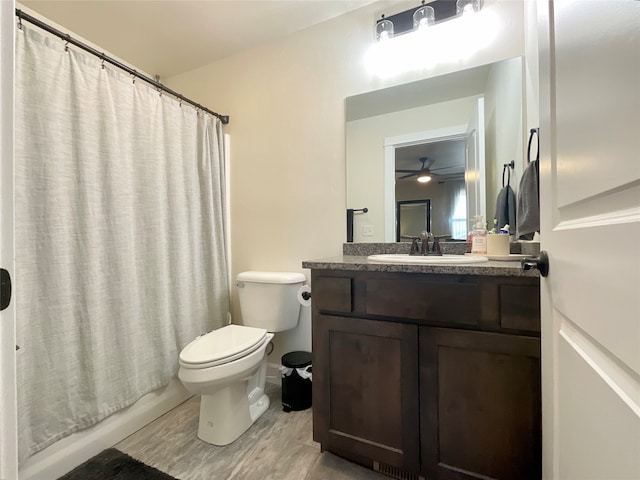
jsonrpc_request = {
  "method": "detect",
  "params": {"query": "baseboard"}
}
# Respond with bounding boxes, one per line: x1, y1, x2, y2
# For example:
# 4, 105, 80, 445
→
19, 378, 192, 480
266, 361, 281, 387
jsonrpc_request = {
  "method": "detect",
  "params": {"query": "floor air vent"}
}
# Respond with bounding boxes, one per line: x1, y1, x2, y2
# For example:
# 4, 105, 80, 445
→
372, 461, 425, 480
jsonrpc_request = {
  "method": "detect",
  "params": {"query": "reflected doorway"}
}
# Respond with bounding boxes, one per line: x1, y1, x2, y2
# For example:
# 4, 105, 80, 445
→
394, 137, 467, 240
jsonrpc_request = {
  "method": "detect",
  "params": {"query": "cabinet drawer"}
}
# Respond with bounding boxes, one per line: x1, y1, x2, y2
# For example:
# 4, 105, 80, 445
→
313, 276, 353, 313
499, 284, 540, 333
366, 278, 480, 326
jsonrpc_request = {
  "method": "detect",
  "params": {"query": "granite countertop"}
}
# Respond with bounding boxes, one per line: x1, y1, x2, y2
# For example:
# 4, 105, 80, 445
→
302, 255, 539, 277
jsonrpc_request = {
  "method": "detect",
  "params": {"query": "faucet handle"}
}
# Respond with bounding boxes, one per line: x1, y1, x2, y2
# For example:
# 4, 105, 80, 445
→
409, 237, 421, 255
431, 237, 442, 255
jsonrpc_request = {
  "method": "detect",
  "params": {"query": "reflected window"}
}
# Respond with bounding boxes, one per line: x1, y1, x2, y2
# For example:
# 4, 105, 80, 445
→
449, 181, 467, 240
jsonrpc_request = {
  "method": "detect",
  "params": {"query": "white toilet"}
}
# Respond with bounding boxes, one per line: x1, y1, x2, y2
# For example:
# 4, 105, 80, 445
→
178, 271, 306, 445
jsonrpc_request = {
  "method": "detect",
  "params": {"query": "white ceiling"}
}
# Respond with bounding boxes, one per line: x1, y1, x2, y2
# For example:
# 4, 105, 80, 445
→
19, 0, 376, 78
395, 139, 466, 182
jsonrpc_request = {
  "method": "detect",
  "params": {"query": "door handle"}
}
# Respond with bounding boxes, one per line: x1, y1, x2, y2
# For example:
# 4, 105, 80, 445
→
1, 268, 11, 311
521, 251, 549, 277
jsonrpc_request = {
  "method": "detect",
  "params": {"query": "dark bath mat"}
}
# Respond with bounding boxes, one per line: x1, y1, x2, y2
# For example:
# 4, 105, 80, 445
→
57, 448, 178, 480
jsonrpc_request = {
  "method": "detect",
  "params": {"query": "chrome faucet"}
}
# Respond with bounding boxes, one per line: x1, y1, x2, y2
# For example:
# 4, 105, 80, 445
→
408, 232, 448, 256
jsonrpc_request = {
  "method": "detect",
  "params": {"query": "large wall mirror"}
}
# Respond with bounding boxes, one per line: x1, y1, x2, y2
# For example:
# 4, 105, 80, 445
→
346, 56, 524, 242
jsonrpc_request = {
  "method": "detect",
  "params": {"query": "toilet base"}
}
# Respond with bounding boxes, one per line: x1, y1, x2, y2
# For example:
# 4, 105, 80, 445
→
197, 382, 270, 446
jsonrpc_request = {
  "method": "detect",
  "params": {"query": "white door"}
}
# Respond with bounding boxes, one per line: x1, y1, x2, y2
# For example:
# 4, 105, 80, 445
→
464, 97, 486, 225
0, 0, 18, 478
538, 1, 640, 478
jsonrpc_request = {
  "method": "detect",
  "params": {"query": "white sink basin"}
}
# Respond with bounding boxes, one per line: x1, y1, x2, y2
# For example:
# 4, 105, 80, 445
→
367, 254, 489, 265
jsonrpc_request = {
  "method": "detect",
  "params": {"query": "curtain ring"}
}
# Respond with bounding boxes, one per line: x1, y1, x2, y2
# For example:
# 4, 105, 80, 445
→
17, 15, 23, 30
100, 54, 106, 70
131, 71, 136, 84
64, 34, 70, 52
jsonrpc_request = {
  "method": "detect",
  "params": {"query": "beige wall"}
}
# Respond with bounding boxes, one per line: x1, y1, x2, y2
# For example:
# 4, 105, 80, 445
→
166, 0, 525, 360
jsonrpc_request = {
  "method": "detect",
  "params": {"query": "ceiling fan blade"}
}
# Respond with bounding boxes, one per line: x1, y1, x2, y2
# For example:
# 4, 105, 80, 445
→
395, 169, 420, 173
430, 166, 462, 172
437, 173, 465, 180
397, 172, 417, 179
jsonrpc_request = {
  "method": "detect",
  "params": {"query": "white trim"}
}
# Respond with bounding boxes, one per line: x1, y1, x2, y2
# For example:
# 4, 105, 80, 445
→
19, 379, 191, 480
555, 206, 640, 231
383, 125, 467, 242
383, 125, 468, 148
224, 133, 232, 322
559, 320, 640, 419
0, 1, 18, 478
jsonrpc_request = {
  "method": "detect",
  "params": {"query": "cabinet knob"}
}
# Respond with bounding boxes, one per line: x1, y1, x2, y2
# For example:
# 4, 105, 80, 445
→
521, 251, 549, 277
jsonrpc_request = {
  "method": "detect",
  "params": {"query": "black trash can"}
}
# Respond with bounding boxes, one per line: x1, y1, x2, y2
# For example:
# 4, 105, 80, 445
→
281, 351, 312, 412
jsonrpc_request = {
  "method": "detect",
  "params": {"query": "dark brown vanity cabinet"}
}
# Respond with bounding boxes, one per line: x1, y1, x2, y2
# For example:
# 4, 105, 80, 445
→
313, 314, 421, 474
420, 328, 541, 480
311, 270, 541, 480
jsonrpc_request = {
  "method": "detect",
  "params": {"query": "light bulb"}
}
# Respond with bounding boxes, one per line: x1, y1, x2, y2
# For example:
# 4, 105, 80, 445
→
375, 16, 394, 42
413, 5, 435, 30
456, 0, 481, 16
417, 173, 432, 183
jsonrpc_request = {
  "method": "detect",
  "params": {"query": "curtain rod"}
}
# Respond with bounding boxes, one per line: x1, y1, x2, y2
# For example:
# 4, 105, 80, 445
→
15, 8, 229, 125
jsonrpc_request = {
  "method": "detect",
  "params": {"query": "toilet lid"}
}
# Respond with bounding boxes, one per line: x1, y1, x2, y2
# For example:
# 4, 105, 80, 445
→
179, 324, 268, 368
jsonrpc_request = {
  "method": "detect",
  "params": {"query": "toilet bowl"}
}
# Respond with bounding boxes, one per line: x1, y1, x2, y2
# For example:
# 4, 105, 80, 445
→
179, 324, 274, 445
178, 271, 306, 445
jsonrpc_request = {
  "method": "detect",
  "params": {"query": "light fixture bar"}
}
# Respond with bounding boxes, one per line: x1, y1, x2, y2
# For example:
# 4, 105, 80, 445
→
375, 0, 458, 39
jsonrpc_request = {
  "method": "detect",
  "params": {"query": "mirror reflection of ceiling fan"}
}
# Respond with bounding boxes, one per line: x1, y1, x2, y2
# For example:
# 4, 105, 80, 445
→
395, 157, 459, 183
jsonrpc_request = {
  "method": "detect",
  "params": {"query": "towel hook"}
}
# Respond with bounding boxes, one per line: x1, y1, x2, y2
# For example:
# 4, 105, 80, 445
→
502, 161, 514, 187
527, 128, 539, 164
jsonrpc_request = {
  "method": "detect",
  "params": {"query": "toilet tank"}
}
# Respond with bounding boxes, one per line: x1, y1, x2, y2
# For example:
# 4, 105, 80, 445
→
236, 271, 306, 332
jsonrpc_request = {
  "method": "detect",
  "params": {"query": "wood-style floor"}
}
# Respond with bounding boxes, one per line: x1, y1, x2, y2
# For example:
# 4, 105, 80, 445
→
116, 383, 389, 480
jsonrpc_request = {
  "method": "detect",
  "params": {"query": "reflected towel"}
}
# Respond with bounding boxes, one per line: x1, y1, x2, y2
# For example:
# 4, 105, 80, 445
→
517, 159, 540, 240
494, 185, 516, 234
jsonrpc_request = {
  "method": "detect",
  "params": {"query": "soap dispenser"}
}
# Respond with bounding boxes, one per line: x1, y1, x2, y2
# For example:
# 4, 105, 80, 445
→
470, 215, 488, 255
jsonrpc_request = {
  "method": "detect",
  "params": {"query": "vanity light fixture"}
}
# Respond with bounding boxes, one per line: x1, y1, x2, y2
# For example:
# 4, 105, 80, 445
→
366, 0, 495, 76
374, 0, 482, 41
413, 1, 435, 30
375, 14, 394, 42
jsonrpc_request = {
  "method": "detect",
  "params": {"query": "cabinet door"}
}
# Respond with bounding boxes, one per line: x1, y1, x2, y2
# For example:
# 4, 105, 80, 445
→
313, 315, 420, 474
420, 328, 541, 480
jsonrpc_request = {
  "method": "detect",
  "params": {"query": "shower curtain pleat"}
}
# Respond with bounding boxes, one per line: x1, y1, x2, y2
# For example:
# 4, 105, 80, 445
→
14, 24, 229, 463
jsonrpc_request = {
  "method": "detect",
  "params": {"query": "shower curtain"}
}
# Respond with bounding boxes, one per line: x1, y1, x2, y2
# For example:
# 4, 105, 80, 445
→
14, 24, 229, 462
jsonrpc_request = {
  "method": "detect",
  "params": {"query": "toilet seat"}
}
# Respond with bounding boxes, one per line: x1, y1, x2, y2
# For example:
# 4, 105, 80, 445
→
179, 324, 268, 369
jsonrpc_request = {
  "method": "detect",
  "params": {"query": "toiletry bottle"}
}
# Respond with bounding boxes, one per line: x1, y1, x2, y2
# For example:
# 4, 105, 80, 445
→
467, 220, 478, 245
470, 215, 488, 254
